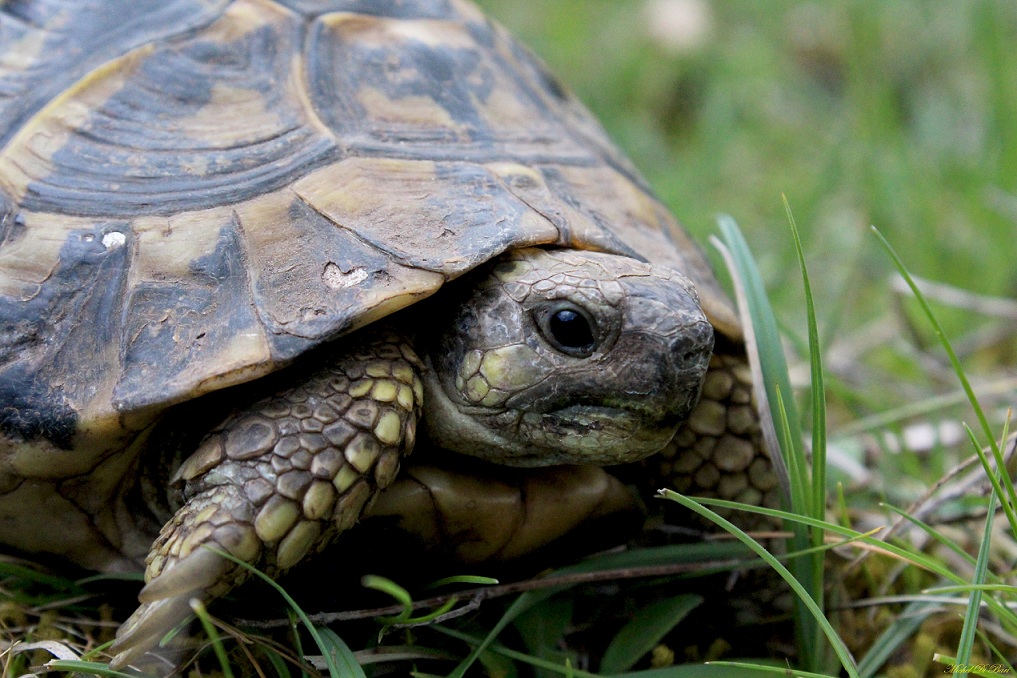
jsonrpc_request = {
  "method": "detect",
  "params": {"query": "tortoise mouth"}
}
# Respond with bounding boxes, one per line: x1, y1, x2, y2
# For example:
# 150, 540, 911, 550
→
543, 403, 637, 428
504, 402, 682, 467
539, 395, 682, 429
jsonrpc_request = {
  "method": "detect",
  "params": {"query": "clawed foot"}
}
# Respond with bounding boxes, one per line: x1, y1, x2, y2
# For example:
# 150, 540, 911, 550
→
108, 489, 260, 669
108, 549, 227, 669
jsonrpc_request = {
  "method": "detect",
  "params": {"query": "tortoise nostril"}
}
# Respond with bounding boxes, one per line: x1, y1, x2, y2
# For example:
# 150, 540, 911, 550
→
670, 322, 714, 368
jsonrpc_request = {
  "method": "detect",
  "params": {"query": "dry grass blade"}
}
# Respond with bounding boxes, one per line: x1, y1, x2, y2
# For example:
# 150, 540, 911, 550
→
889, 274, 1017, 319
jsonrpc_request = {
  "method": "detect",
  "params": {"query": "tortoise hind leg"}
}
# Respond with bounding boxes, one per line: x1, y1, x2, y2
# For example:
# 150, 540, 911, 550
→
109, 332, 423, 670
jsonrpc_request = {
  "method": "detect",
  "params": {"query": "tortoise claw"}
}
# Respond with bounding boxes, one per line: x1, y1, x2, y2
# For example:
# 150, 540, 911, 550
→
108, 596, 193, 670
109, 548, 231, 669
138, 547, 227, 603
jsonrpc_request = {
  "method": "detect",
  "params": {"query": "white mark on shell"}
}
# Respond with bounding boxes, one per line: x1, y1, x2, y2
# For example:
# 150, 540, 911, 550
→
102, 231, 126, 250
323, 262, 368, 290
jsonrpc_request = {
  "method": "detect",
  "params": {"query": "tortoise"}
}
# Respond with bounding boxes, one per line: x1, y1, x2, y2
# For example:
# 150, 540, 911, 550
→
0, 0, 780, 669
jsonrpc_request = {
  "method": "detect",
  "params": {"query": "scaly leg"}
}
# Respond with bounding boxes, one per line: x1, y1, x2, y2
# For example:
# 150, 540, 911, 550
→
109, 331, 422, 669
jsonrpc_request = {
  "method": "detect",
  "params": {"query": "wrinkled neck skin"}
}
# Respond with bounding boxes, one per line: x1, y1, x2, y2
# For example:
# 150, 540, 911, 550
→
419, 247, 714, 468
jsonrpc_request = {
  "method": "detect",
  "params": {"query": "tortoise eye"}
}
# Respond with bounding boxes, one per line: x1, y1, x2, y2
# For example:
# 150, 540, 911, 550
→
536, 304, 598, 357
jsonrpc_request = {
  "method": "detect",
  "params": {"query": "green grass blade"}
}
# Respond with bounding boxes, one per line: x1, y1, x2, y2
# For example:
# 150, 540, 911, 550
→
317, 627, 368, 678
0, 562, 88, 593
671, 496, 959, 583
879, 504, 979, 569
211, 548, 364, 678
871, 226, 1017, 532
361, 574, 414, 624
436, 626, 600, 678
599, 594, 702, 674
287, 609, 311, 678
715, 214, 822, 669
361, 574, 465, 626
659, 490, 858, 678
775, 387, 810, 532
425, 575, 499, 589
445, 541, 758, 678
953, 438, 998, 674
854, 600, 940, 678
446, 586, 565, 678
681, 480, 1017, 638
962, 421, 1017, 538
784, 195, 827, 528
784, 199, 828, 657
261, 644, 294, 677
975, 625, 1016, 674
705, 662, 838, 677
438, 626, 772, 677
191, 599, 234, 678
870, 227, 1016, 673
572, 541, 755, 570
926, 584, 1017, 594
514, 594, 574, 676
44, 660, 139, 677
714, 216, 803, 503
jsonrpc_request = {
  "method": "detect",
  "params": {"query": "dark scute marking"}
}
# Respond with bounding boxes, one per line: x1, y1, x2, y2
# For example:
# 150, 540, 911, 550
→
308, 21, 494, 144
18, 9, 337, 217
0, 223, 132, 365
0, 0, 229, 148
408, 43, 493, 130
265, 331, 319, 363
534, 60, 569, 102
116, 217, 260, 410
277, 0, 456, 19
189, 228, 242, 283
464, 16, 496, 48
0, 223, 131, 445
302, 9, 604, 169
0, 191, 22, 248
0, 365, 77, 449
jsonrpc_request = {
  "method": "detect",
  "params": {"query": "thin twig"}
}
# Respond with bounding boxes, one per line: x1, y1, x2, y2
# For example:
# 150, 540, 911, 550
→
235, 557, 756, 630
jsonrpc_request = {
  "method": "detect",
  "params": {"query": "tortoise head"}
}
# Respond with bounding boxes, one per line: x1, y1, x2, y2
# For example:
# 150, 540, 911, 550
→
420, 248, 713, 467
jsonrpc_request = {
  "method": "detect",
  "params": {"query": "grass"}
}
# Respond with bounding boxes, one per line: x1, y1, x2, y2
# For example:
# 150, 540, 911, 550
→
4, 1, 1017, 676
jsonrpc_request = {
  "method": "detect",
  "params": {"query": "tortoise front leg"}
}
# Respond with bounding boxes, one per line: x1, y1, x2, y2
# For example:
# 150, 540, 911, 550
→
109, 331, 423, 669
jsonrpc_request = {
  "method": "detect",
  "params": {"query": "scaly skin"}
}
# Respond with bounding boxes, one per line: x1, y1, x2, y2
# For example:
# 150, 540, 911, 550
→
109, 248, 715, 669
110, 332, 423, 668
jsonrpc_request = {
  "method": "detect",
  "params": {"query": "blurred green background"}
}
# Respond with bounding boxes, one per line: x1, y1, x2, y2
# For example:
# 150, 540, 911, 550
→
475, 0, 1017, 440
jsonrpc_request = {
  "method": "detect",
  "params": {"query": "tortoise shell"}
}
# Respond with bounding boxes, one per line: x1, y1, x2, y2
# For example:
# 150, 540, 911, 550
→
0, 0, 737, 474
